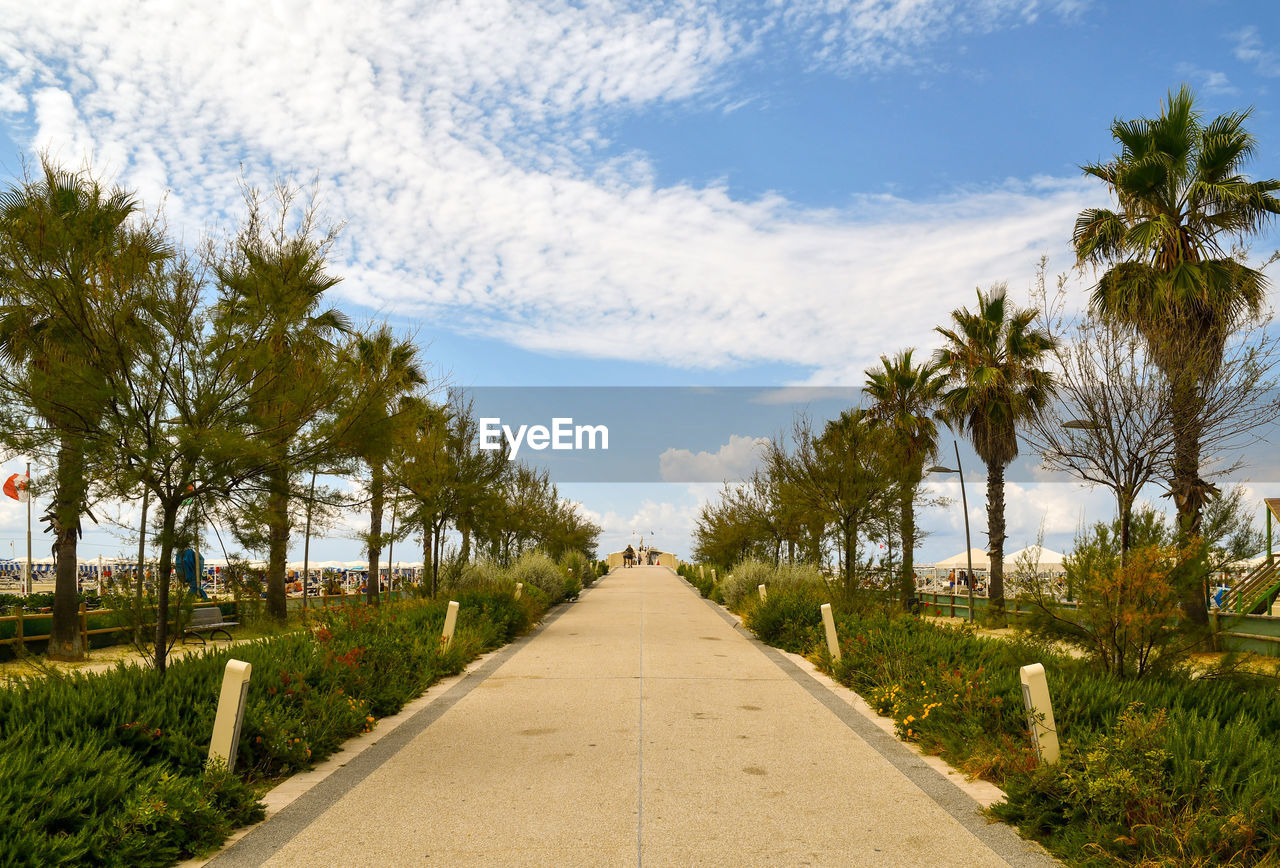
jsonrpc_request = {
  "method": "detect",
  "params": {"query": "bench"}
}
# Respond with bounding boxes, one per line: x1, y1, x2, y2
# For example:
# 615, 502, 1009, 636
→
183, 606, 237, 645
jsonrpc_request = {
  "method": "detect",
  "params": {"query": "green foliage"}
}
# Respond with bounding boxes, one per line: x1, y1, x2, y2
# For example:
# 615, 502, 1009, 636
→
718, 559, 775, 611
0, 588, 546, 864
508, 550, 571, 605
683, 564, 716, 598
721, 559, 825, 613
742, 583, 828, 653
560, 550, 593, 591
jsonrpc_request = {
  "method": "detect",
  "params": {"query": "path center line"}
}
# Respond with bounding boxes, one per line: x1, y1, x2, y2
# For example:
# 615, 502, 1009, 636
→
637, 579, 645, 868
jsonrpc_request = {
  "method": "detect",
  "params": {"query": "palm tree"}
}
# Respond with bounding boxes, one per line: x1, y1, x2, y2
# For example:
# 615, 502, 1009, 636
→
0, 160, 169, 659
215, 194, 351, 622
346, 326, 426, 607
864, 349, 943, 609
1073, 87, 1279, 616
935, 285, 1056, 623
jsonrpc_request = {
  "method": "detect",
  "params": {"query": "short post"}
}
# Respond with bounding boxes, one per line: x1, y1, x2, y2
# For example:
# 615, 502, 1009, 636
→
1018, 663, 1059, 764
820, 603, 841, 661
79, 603, 88, 653
711, 569, 716, 582
440, 600, 460, 651
209, 659, 252, 771
758, 584, 767, 601
699, 565, 704, 579
514, 582, 523, 600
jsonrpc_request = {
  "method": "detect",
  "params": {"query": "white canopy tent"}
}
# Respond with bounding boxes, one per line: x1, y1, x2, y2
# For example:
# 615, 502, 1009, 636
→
929, 548, 991, 571
1003, 546, 1067, 574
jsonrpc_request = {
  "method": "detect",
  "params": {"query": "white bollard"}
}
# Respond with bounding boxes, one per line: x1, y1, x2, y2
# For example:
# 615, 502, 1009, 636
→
699, 565, 704, 579
711, 569, 717, 582
514, 582, 523, 600
440, 600, 460, 651
209, 659, 252, 771
758, 584, 767, 601
820, 603, 841, 661
1019, 663, 1060, 765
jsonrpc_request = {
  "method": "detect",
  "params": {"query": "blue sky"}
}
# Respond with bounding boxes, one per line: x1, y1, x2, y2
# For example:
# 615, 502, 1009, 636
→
1, 0, 1278, 566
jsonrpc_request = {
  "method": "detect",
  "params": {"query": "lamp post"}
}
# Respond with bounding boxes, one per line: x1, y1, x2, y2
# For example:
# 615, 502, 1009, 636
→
928, 441, 975, 623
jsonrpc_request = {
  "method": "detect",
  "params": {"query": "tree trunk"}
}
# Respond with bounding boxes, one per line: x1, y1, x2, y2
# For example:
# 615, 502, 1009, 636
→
47, 439, 86, 661
265, 463, 290, 622
1118, 488, 1134, 567
1170, 372, 1208, 624
459, 520, 472, 564
431, 522, 442, 595
842, 516, 856, 596
986, 462, 1007, 625
899, 493, 915, 610
367, 461, 384, 607
154, 504, 179, 675
427, 527, 437, 594
135, 486, 150, 644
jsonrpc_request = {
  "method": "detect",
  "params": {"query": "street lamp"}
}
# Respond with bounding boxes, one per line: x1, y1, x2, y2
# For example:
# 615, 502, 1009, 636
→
927, 440, 975, 623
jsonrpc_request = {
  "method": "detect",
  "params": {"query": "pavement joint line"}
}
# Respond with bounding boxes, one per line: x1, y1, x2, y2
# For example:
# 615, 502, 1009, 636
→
636, 578, 644, 868
688, 583, 1060, 868
201, 594, 582, 868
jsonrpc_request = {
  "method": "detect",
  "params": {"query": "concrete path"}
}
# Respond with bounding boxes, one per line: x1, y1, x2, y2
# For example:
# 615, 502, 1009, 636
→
208, 567, 1056, 867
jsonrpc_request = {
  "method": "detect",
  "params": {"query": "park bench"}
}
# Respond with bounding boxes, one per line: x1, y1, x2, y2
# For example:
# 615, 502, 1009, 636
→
183, 606, 237, 645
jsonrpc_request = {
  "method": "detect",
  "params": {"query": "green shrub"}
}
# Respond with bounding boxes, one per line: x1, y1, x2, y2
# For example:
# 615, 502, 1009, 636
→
719, 559, 775, 611
439, 558, 507, 594
742, 583, 828, 653
722, 560, 826, 613
560, 551, 592, 591
509, 550, 569, 604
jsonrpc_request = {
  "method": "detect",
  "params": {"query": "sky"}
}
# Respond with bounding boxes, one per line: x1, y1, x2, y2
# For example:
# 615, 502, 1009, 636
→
0, 0, 1279, 567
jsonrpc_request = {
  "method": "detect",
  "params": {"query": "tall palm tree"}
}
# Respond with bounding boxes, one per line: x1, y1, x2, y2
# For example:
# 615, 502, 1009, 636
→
215, 198, 351, 622
1073, 87, 1279, 615
935, 285, 1056, 623
0, 160, 168, 659
864, 349, 943, 609
347, 326, 426, 607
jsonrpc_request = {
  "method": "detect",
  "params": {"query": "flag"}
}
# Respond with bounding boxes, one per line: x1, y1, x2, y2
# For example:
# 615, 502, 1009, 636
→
3, 473, 29, 502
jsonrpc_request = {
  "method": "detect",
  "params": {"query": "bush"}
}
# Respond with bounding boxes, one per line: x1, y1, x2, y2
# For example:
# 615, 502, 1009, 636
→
560, 551, 593, 591
742, 583, 829, 653
438, 558, 507, 595
508, 550, 570, 605
718, 560, 775, 611
722, 560, 826, 613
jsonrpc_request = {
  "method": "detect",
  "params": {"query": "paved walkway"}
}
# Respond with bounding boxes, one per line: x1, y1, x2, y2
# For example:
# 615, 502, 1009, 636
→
208, 567, 1056, 867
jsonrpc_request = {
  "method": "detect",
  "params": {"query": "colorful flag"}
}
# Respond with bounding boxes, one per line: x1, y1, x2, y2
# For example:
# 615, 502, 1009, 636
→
3, 473, 29, 502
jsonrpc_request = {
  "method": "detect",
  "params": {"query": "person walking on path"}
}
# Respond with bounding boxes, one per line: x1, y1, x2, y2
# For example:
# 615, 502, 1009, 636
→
624, 544, 635, 568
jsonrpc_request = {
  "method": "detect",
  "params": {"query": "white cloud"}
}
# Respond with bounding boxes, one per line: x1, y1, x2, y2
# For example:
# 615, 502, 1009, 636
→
1176, 63, 1237, 96
659, 433, 769, 481
0, 2, 1095, 385
1233, 25, 1280, 78
775, 0, 1087, 72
